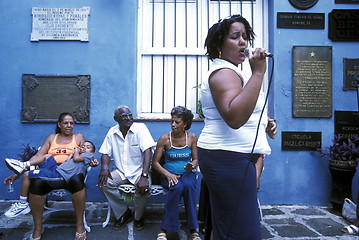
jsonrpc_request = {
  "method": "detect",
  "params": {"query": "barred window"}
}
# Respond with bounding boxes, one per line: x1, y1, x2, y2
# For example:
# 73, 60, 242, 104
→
137, 0, 268, 118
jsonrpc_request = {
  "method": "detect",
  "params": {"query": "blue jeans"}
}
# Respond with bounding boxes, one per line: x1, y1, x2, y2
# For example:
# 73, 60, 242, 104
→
160, 172, 199, 232
198, 148, 261, 240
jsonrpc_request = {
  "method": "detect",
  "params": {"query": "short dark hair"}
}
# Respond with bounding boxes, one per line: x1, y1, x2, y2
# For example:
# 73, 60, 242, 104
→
204, 14, 255, 60
55, 112, 74, 133
85, 140, 96, 153
171, 106, 194, 130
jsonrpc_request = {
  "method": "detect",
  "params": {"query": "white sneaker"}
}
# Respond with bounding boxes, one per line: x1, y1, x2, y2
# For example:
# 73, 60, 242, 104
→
5, 158, 27, 175
4, 202, 31, 218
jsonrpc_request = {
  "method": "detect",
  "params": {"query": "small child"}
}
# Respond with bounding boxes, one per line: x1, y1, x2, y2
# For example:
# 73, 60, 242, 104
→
6, 141, 95, 186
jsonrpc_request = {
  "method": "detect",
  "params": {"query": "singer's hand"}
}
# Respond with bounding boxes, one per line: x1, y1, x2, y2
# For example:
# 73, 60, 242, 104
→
248, 48, 267, 76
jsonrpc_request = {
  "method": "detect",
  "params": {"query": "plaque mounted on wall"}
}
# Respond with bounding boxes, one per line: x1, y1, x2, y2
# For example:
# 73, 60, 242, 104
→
282, 131, 322, 151
292, 46, 332, 118
31, 7, 90, 41
22, 74, 91, 123
335, 0, 359, 3
328, 9, 359, 42
288, 0, 318, 10
277, 12, 325, 29
335, 111, 359, 140
343, 58, 359, 91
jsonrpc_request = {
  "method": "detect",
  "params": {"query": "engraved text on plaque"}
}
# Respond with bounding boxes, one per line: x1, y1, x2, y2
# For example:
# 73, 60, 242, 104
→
293, 46, 332, 118
31, 7, 90, 41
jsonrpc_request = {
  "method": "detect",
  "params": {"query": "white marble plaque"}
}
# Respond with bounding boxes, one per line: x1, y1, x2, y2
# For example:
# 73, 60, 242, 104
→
31, 7, 90, 41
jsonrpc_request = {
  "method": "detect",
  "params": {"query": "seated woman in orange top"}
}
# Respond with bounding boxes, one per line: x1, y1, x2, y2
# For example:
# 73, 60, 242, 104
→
4, 112, 88, 240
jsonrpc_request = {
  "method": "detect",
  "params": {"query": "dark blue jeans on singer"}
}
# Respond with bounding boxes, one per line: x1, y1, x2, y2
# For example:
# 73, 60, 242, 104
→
198, 147, 261, 240
160, 172, 199, 232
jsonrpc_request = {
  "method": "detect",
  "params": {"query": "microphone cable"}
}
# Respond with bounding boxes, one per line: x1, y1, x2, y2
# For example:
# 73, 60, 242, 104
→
225, 55, 275, 240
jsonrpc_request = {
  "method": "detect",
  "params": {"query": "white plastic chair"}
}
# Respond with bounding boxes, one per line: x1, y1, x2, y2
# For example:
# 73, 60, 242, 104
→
44, 166, 92, 232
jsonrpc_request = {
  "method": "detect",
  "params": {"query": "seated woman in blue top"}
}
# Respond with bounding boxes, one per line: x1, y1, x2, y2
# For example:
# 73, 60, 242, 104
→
152, 106, 201, 240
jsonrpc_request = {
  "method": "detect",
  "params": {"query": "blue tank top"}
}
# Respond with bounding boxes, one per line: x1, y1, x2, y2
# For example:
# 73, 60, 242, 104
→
163, 132, 192, 175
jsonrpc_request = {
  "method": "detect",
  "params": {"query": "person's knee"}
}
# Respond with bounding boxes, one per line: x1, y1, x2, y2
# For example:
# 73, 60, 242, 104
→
66, 174, 85, 193
171, 182, 184, 192
72, 188, 86, 199
182, 182, 195, 191
29, 179, 51, 195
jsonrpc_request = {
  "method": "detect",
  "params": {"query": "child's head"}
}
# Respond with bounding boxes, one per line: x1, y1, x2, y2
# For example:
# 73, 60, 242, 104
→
82, 141, 95, 153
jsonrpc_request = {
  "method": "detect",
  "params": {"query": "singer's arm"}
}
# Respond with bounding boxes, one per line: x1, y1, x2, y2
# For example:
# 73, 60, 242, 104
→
210, 49, 267, 129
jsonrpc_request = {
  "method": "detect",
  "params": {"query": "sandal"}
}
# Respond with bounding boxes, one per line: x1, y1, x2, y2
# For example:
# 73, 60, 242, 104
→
342, 224, 359, 235
75, 231, 87, 240
30, 229, 44, 240
189, 232, 201, 240
157, 232, 167, 240
30, 236, 41, 240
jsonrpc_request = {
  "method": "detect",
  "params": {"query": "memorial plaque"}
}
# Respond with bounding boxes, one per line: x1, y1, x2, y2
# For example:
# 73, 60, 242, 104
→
277, 12, 325, 29
335, 0, 359, 3
328, 9, 359, 42
22, 74, 90, 123
343, 58, 359, 91
282, 131, 322, 151
335, 111, 359, 140
293, 46, 332, 118
31, 7, 90, 41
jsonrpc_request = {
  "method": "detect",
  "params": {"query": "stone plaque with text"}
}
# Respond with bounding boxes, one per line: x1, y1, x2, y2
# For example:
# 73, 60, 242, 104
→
282, 131, 322, 151
335, 111, 359, 140
22, 74, 90, 123
328, 9, 359, 42
293, 46, 332, 118
335, 0, 359, 3
277, 12, 324, 29
31, 7, 90, 41
343, 58, 359, 90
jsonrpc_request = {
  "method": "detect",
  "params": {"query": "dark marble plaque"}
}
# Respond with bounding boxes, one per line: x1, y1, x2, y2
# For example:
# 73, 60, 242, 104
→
277, 12, 325, 29
335, 0, 359, 3
335, 111, 359, 140
329, 9, 359, 42
343, 58, 359, 90
22, 74, 90, 123
292, 46, 332, 118
282, 131, 322, 151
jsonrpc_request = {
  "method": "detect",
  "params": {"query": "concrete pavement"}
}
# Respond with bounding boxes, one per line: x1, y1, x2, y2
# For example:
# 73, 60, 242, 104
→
0, 200, 358, 240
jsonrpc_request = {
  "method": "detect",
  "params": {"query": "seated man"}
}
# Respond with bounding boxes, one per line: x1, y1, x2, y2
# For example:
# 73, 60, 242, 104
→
97, 105, 155, 231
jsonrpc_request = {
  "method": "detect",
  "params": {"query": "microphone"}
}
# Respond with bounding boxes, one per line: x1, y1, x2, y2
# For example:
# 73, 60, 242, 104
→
244, 48, 273, 58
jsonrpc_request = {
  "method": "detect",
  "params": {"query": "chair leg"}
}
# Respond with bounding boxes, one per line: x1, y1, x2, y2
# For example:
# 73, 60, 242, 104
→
102, 203, 111, 228
84, 212, 91, 232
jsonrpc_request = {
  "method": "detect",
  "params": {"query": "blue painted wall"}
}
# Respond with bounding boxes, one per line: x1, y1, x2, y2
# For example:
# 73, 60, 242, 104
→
265, 1, 359, 205
0, 0, 358, 205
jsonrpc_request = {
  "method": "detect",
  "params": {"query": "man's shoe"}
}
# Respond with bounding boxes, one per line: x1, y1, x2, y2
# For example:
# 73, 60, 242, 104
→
113, 208, 133, 230
5, 158, 27, 175
134, 218, 144, 230
5, 202, 31, 218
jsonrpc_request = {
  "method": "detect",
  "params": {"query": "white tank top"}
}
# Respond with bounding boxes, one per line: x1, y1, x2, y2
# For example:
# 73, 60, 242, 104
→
197, 58, 271, 155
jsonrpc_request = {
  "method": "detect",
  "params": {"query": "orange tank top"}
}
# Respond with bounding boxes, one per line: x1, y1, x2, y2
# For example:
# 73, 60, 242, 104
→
48, 134, 79, 164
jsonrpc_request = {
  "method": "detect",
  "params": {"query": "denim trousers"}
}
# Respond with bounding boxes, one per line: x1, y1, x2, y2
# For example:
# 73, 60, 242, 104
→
198, 148, 261, 240
160, 172, 199, 232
